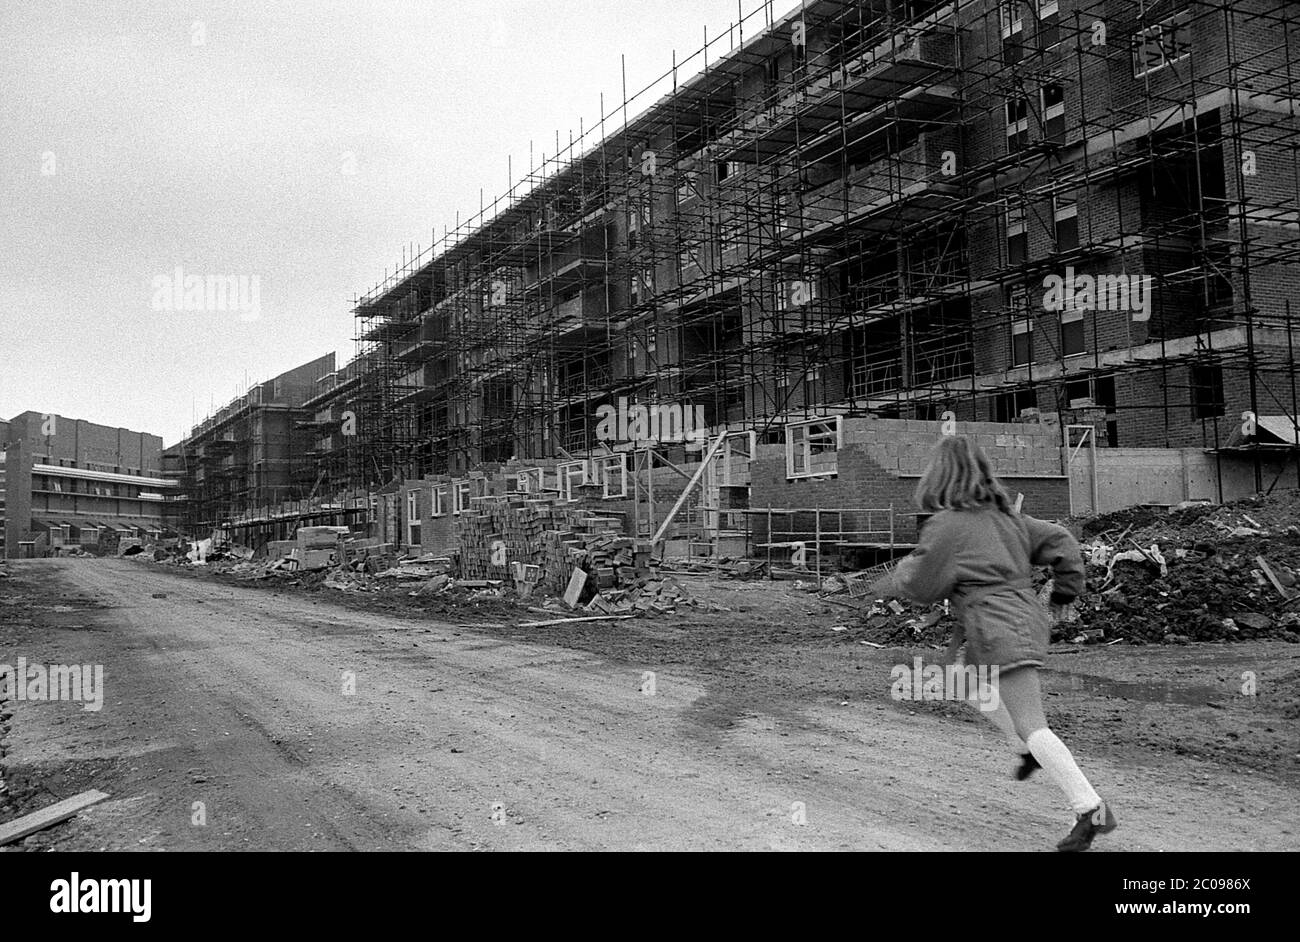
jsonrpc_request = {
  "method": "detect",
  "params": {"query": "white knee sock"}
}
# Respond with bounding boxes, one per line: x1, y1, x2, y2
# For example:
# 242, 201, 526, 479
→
1026, 727, 1102, 815
977, 699, 1028, 754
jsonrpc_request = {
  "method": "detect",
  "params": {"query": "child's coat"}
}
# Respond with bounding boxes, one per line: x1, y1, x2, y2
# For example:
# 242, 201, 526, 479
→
879, 506, 1085, 670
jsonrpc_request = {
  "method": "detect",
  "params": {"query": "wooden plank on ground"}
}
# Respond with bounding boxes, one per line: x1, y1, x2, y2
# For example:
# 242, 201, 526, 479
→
1255, 555, 1296, 599
0, 789, 110, 846
519, 615, 635, 628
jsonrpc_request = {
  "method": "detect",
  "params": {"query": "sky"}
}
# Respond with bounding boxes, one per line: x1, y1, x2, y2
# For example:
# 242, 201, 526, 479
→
0, 0, 799, 446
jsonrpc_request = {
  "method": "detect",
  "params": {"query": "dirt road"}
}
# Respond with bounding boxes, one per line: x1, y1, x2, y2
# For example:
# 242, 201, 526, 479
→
1, 559, 1296, 851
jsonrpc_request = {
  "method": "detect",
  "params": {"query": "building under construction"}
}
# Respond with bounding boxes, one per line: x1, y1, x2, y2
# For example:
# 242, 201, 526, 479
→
203, 0, 1300, 550
167, 355, 340, 536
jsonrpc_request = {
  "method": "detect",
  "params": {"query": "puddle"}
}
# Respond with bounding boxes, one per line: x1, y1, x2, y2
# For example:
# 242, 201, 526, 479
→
1044, 669, 1224, 706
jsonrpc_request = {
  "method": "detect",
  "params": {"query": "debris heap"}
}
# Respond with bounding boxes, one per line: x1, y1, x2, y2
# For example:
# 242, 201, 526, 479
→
845, 491, 1300, 646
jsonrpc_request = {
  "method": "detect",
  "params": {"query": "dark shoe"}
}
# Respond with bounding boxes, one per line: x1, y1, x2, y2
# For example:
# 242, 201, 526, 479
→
1015, 752, 1041, 781
1057, 801, 1117, 852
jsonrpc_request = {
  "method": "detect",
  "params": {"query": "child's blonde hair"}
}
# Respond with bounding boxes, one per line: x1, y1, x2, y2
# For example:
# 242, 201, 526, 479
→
914, 435, 1014, 513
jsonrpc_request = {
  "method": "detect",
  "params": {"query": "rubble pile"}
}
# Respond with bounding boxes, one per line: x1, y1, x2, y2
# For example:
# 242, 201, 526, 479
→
453, 495, 702, 614
659, 557, 770, 580
846, 490, 1300, 646
135, 500, 702, 618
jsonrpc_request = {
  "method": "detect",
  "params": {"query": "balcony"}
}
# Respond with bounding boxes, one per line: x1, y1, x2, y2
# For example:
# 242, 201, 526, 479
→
540, 290, 609, 341
525, 254, 607, 298
715, 29, 957, 163
495, 225, 578, 265
767, 133, 961, 253
394, 363, 438, 405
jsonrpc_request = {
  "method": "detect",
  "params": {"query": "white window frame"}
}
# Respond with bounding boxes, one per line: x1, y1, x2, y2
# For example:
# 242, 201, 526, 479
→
406, 489, 421, 546
558, 460, 588, 500
597, 453, 628, 499
1000, 1, 1024, 38
517, 468, 544, 494
1000, 1, 1025, 63
785, 416, 842, 480
432, 485, 448, 517
452, 480, 472, 515
720, 431, 757, 487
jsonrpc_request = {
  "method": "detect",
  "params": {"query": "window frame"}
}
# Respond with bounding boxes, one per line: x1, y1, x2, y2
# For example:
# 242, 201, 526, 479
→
1133, 10, 1193, 78
1006, 202, 1028, 265
1037, 0, 1060, 50
1011, 305, 1034, 367
1006, 96, 1030, 152
557, 460, 589, 500
452, 480, 472, 515
785, 416, 842, 480
1053, 197, 1079, 251
1060, 303, 1086, 357
1190, 363, 1226, 419
1040, 82, 1066, 142
516, 468, 545, 494
597, 453, 629, 499
1000, 1, 1025, 64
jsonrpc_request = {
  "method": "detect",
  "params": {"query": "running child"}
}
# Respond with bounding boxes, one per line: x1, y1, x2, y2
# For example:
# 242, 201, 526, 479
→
870, 434, 1117, 852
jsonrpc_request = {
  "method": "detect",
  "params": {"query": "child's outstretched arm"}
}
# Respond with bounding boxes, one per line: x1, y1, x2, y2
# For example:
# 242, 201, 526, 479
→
1024, 515, 1086, 604
869, 514, 958, 604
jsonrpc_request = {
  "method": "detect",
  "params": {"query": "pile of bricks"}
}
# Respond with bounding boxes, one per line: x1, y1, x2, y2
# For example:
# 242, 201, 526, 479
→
583, 577, 686, 615
455, 495, 652, 598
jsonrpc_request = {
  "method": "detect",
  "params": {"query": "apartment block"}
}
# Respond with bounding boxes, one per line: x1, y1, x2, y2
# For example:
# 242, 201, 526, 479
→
1, 412, 177, 558
332, 0, 1297, 514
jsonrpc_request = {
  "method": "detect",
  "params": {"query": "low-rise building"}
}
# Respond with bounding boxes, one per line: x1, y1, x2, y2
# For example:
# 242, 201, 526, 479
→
1, 412, 178, 558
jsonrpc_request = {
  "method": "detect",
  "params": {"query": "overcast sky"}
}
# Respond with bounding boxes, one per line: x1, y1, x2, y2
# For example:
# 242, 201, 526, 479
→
0, 0, 797, 446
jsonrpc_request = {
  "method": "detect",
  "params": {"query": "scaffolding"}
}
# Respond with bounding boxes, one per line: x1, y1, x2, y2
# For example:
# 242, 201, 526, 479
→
337, 0, 1300, 511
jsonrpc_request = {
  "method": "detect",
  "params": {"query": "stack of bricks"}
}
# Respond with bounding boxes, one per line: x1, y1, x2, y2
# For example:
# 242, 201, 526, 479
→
455, 495, 647, 596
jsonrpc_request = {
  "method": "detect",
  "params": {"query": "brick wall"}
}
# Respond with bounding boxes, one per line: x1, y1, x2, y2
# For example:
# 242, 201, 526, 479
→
749, 416, 1070, 543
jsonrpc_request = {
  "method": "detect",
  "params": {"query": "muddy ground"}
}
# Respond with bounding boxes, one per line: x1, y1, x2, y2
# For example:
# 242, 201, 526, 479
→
0, 558, 1296, 851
